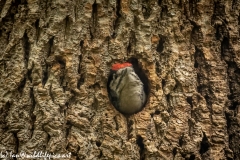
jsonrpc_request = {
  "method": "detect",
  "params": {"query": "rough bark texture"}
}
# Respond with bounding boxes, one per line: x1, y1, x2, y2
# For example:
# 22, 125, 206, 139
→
0, 0, 240, 159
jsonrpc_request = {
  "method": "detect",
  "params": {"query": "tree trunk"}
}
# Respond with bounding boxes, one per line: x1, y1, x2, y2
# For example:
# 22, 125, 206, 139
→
0, 0, 239, 159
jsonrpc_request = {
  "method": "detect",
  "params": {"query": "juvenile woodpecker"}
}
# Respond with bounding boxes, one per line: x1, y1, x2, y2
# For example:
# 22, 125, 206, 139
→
108, 62, 146, 114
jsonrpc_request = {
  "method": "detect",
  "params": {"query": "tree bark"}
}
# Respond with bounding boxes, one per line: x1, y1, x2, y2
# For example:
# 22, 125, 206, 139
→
0, 0, 239, 159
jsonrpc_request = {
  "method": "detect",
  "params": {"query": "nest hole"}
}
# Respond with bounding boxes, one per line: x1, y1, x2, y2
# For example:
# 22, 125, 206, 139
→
107, 58, 150, 115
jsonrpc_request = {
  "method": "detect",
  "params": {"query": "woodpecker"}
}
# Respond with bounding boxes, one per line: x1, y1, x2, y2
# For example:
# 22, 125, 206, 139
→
108, 62, 146, 114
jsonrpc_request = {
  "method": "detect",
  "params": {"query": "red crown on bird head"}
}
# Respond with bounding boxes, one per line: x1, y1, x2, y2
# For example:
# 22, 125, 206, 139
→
111, 62, 132, 71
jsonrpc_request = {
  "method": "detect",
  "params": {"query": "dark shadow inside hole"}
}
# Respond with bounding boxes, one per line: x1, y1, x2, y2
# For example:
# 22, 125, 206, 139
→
127, 58, 150, 97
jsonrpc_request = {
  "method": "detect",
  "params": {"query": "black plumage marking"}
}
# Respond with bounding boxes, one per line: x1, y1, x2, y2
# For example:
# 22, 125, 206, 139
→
115, 68, 128, 91
110, 88, 119, 109
130, 72, 140, 80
